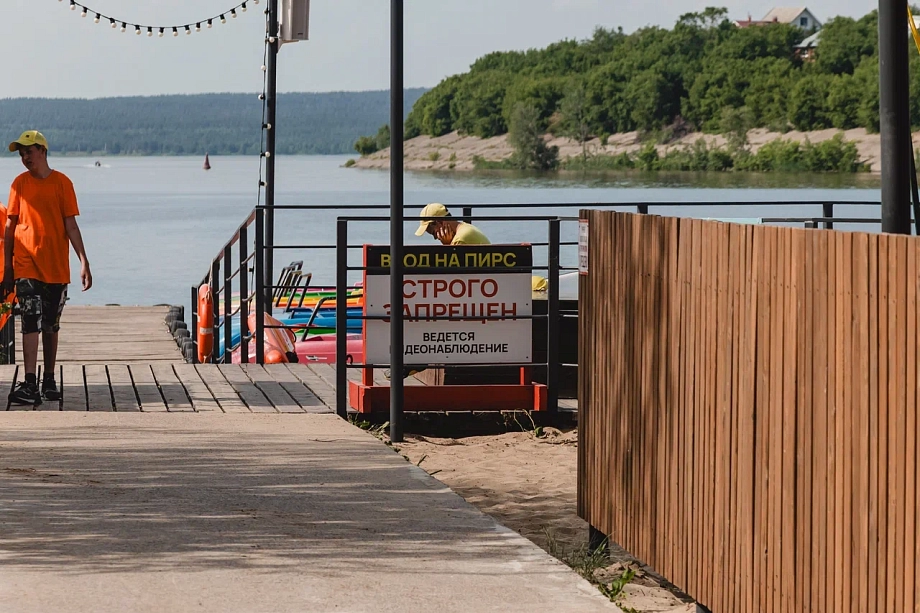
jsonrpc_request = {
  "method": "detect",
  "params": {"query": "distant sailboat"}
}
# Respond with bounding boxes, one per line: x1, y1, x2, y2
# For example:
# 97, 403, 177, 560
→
203, 152, 211, 171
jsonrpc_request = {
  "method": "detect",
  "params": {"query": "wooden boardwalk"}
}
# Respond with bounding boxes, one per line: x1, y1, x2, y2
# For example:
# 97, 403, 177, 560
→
1, 305, 575, 413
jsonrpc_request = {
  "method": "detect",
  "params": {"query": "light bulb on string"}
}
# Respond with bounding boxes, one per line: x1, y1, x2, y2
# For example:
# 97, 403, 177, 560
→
220, 14, 226, 24
122, 23, 127, 32
196, 23, 201, 31
70, 1, 76, 10
173, 27, 178, 37
242, 3, 247, 11
261, 64, 267, 72
80, 8, 87, 17
135, 25, 141, 35
185, 26, 191, 35
231, 9, 237, 18
158, 27, 164, 37
110, 18, 116, 28
207, 19, 213, 28
93, 13, 100, 23
147, 27, 153, 37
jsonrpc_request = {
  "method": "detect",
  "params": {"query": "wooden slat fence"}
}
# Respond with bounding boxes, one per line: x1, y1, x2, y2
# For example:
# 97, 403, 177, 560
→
577, 210, 920, 613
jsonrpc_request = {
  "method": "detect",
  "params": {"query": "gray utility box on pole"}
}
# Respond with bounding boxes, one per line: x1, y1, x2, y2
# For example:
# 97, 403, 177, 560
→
280, 0, 310, 42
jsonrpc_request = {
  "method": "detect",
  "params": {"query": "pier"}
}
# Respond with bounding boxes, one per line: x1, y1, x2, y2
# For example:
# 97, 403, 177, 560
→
2, 305, 578, 414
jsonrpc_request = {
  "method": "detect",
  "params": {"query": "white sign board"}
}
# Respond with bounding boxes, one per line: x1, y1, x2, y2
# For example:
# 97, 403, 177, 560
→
363, 245, 533, 365
578, 219, 589, 275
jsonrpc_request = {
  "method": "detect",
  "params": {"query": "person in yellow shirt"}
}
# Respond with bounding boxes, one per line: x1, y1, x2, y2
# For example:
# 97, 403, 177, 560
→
414, 202, 491, 245
3, 130, 93, 405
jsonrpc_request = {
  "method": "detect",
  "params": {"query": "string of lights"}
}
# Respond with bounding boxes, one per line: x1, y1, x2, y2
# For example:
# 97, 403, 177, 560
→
60, 0, 259, 37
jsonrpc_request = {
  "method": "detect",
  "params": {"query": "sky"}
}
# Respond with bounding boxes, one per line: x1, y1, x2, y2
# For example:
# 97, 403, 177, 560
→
0, 0, 874, 99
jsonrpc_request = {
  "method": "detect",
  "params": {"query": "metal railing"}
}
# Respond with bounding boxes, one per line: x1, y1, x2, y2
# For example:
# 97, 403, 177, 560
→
333, 214, 570, 417
191, 200, 886, 367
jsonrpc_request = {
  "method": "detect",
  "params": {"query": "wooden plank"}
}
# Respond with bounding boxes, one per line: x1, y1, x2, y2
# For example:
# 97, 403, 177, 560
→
107, 364, 140, 412
60, 364, 86, 411
218, 364, 276, 413
260, 364, 327, 411
877, 236, 889, 613
903, 236, 916, 613
129, 364, 167, 412
150, 364, 194, 412
781, 227, 797, 613
195, 365, 248, 413
172, 364, 221, 412
285, 363, 336, 410
867, 234, 880, 613
893, 236, 907, 613
841, 232, 853, 613
797, 227, 814, 613
811, 230, 829, 613
240, 364, 303, 413
887, 237, 899, 613
84, 364, 113, 411
852, 232, 870, 613
741, 225, 757, 613
826, 230, 839, 613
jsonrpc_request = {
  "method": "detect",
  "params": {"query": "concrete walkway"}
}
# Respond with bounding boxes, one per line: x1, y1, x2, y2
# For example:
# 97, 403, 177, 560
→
0, 413, 620, 613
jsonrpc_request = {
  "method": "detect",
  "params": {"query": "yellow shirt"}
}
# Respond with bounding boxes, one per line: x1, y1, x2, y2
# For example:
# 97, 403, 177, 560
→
451, 222, 490, 245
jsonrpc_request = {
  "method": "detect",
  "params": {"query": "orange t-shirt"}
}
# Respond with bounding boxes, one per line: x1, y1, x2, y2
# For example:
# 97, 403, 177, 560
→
0, 204, 6, 281
7, 170, 79, 284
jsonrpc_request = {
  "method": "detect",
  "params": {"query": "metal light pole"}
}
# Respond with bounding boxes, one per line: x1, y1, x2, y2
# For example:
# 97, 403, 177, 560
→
264, 1, 280, 303
880, 0, 912, 234
390, 0, 405, 443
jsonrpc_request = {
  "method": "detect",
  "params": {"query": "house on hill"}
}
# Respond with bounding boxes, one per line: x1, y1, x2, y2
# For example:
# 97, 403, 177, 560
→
735, 7, 822, 30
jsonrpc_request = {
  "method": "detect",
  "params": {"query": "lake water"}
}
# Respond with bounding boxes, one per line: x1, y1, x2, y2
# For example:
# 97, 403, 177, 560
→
0, 155, 884, 308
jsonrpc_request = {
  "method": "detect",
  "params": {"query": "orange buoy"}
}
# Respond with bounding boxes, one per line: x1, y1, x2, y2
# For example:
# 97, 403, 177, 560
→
248, 312, 298, 363
197, 284, 214, 363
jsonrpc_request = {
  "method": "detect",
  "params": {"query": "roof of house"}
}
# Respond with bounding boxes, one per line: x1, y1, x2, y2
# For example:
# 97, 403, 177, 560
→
762, 7, 813, 23
794, 30, 821, 48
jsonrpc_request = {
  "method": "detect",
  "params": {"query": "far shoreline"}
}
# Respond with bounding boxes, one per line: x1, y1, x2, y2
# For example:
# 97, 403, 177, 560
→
350, 128, 909, 176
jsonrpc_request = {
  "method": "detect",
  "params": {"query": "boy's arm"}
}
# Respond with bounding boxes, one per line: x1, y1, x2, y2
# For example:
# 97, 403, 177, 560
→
2, 217, 16, 295
64, 216, 92, 291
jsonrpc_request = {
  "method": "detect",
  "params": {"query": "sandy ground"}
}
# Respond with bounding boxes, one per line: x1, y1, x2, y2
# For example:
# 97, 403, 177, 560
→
396, 427, 701, 613
352, 128, 920, 173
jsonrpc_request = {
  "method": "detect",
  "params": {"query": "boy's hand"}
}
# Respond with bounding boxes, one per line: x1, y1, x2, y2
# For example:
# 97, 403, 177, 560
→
81, 262, 92, 292
0, 270, 12, 297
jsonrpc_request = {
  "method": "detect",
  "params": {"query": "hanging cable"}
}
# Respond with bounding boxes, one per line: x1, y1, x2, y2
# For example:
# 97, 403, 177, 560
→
60, 0, 257, 34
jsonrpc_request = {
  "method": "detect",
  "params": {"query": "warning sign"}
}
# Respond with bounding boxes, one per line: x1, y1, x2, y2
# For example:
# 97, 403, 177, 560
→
364, 245, 533, 365
578, 219, 589, 275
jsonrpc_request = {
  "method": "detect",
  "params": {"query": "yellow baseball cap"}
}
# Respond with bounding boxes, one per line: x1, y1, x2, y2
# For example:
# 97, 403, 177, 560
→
415, 202, 449, 236
8, 130, 48, 152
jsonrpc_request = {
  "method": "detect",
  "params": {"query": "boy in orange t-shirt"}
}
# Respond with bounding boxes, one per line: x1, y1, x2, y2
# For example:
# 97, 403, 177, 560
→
3, 130, 92, 405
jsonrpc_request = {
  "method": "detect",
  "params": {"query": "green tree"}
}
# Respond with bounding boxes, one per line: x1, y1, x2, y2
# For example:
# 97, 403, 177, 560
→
375, 124, 391, 150
451, 71, 509, 138
507, 103, 559, 170
815, 13, 878, 75
559, 82, 592, 166
720, 106, 755, 150
788, 74, 834, 130
827, 75, 862, 129
354, 136, 378, 157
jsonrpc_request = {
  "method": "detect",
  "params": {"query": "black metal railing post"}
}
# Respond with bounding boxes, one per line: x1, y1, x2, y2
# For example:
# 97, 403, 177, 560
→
239, 224, 249, 364
822, 203, 834, 230
336, 219, 348, 419
637, 204, 649, 215
805, 221, 819, 229
223, 245, 232, 363
190, 285, 198, 363
255, 208, 265, 364
210, 258, 220, 364
547, 218, 560, 414
462, 206, 473, 224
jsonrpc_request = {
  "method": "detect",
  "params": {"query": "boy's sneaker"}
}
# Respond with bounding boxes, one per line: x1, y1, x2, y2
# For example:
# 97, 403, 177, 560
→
9, 381, 41, 406
42, 378, 61, 402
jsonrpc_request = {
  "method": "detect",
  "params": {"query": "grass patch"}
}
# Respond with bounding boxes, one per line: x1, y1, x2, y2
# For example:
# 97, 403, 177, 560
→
344, 158, 356, 168
543, 529, 636, 605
